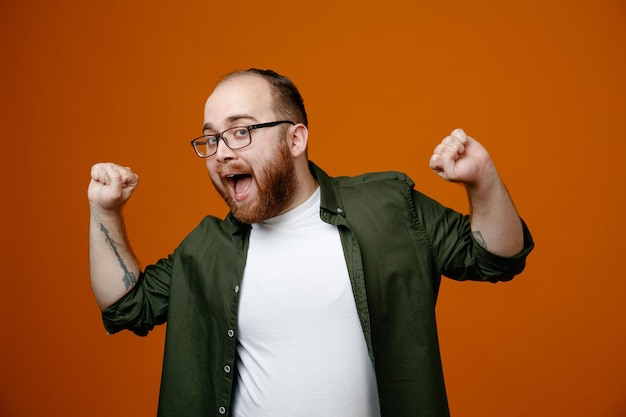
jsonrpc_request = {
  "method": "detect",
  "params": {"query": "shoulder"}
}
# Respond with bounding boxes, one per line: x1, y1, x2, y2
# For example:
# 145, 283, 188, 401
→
330, 171, 418, 212
311, 161, 414, 189
331, 171, 416, 195
333, 170, 414, 187
179, 214, 244, 249
311, 162, 420, 214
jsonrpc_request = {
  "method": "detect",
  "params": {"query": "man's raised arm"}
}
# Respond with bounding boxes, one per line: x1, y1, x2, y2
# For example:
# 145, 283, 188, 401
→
429, 128, 524, 257
88, 163, 141, 311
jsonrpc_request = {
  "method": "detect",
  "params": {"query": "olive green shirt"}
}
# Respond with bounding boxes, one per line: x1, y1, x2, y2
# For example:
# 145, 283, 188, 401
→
103, 162, 534, 417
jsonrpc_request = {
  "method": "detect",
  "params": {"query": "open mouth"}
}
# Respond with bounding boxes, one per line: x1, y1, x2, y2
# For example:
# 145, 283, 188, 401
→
226, 173, 253, 201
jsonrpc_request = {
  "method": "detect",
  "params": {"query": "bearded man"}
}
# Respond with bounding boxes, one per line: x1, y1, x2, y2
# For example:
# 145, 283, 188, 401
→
88, 69, 534, 417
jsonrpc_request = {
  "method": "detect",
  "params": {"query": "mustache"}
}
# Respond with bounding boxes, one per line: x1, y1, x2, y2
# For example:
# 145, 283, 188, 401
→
215, 162, 251, 176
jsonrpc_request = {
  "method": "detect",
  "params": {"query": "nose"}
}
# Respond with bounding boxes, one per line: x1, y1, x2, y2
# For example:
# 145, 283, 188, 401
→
214, 138, 237, 162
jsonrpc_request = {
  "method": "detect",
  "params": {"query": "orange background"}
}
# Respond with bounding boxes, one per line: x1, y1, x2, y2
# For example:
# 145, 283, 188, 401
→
1, 0, 625, 416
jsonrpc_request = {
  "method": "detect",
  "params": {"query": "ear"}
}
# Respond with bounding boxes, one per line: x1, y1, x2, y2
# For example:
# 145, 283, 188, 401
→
287, 123, 309, 158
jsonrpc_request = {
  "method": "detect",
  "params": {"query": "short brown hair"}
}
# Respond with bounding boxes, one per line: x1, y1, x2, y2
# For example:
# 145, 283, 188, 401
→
221, 68, 308, 127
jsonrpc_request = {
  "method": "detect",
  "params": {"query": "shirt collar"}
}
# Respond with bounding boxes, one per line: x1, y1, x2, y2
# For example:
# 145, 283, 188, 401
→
308, 161, 347, 219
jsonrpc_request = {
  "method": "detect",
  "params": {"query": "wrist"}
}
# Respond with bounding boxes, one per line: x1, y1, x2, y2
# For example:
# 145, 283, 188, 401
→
465, 161, 501, 195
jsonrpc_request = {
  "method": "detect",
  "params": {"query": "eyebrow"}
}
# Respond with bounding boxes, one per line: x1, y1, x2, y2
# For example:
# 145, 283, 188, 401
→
203, 114, 258, 131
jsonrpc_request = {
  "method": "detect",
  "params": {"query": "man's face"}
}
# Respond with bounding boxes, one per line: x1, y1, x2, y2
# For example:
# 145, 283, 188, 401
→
203, 75, 297, 224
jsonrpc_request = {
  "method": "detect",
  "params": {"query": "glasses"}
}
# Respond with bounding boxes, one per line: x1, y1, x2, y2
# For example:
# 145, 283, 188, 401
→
190, 120, 295, 158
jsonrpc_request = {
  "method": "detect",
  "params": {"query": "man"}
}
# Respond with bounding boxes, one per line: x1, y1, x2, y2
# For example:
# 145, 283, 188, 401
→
88, 68, 533, 417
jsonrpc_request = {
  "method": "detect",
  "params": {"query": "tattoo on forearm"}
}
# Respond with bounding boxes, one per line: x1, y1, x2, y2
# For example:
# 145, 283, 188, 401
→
100, 223, 137, 290
472, 231, 487, 249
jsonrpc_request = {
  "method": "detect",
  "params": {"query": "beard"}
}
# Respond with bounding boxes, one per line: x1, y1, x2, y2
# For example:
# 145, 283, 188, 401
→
211, 138, 297, 224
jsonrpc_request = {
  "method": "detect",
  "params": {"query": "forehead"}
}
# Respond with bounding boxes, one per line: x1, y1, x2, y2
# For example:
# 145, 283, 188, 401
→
203, 74, 275, 128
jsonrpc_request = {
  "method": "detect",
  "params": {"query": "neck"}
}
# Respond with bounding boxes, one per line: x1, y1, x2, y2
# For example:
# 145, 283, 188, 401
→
287, 158, 318, 213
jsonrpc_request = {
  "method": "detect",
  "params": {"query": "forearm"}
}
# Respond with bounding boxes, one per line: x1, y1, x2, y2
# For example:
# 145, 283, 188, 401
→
89, 208, 141, 311
466, 163, 524, 257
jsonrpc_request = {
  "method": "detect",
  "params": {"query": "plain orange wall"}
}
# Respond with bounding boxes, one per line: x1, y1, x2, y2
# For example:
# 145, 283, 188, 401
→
1, 0, 625, 416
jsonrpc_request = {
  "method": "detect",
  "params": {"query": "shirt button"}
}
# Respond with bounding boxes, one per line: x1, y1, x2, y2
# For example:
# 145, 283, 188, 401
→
227, 329, 235, 338
234, 285, 240, 293
218, 406, 226, 414
224, 365, 231, 373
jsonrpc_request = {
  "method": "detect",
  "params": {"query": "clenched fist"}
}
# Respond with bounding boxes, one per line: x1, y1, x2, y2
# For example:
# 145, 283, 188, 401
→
429, 128, 494, 186
88, 163, 140, 212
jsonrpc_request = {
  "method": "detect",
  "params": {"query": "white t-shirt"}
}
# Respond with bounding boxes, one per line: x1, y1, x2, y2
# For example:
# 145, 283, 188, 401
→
232, 187, 381, 417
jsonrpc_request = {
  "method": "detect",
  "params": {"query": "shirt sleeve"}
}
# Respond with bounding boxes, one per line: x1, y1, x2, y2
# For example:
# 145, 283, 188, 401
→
412, 189, 534, 283
101, 254, 173, 336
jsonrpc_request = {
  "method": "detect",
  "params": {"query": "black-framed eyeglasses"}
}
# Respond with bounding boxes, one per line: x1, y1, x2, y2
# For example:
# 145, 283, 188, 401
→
190, 120, 295, 158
